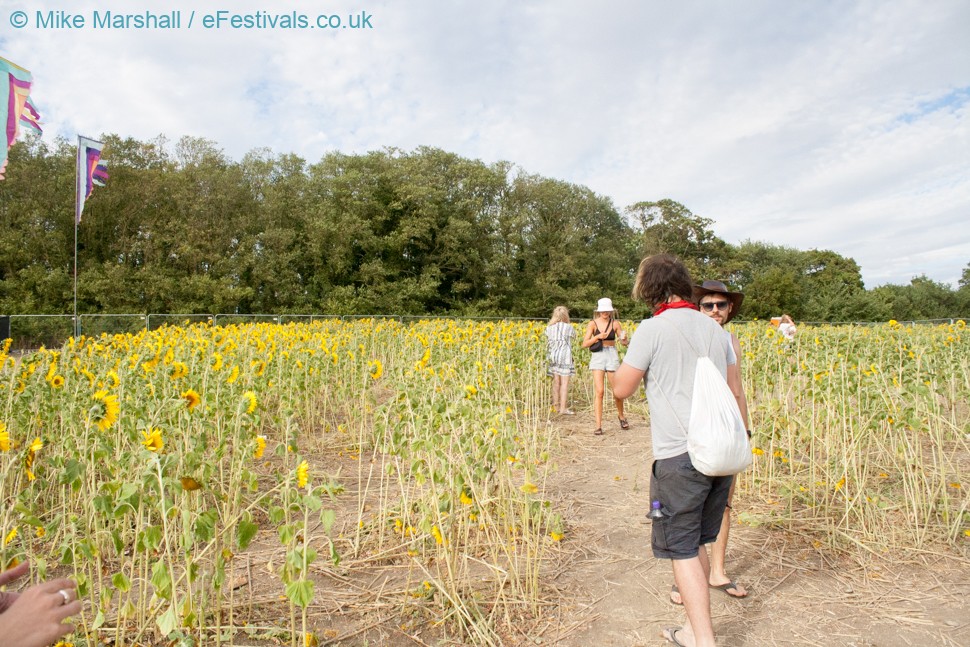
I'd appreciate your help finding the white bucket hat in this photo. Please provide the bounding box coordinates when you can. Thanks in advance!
[595,297,615,313]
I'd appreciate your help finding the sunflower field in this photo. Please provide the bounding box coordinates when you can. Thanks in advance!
[0,317,967,645]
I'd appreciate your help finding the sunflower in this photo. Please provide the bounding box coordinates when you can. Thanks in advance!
[3,527,16,546]
[242,391,258,414]
[91,389,120,431]
[50,375,65,389]
[169,362,188,380]
[368,359,383,380]
[141,428,164,452]
[25,437,42,481]
[226,365,239,385]
[296,460,309,489]
[0,422,9,452]
[182,389,201,410]
[254,435,266,459]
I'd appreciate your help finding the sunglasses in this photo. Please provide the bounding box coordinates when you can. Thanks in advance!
[700,300,730,312]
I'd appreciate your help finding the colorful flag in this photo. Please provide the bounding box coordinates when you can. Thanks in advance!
[76,136,108,223]
[0,56,43,180]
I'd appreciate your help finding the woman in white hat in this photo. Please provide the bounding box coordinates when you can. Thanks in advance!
[582,297,630,435]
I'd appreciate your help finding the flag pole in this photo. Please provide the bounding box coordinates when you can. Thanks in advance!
[73,135,107,339]
[74,135,80,338]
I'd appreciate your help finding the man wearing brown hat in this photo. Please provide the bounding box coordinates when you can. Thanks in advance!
[667,279,751,607]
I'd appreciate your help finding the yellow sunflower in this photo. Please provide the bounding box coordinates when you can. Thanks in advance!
[242,391,257,414]
[25,437,43,481]
[91,390,120,431]
[254,435,266,459]
[0,422,9,452]
[141,428,164,452]
[368,359,383,380]
[296,460,309,488]
[182,389,201,410]
[169,362,188,380]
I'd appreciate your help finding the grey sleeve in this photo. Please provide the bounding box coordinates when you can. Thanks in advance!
[725,333,737,366]
[622,320,654,370]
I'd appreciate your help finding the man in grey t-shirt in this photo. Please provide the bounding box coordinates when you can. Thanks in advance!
[613,255,739,647]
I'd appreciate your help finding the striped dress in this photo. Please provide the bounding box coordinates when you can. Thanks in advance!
[545,322,576,376]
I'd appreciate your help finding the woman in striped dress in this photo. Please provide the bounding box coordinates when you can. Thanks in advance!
[545,306,576,414]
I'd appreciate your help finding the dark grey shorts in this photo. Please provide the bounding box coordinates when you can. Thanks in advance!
[649,452,733,560]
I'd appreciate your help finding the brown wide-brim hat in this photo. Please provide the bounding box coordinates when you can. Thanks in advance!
[692,280,744,323]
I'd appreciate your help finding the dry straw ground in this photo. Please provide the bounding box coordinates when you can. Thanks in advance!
[234,403,969,647]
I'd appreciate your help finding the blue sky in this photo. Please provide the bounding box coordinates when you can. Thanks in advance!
[2,0,968,288]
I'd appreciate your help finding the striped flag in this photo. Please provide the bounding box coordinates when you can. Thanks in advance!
[0,56,43,180]
[76,136,108,223]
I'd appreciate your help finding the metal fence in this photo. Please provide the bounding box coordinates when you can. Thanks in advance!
[1,313,962,353]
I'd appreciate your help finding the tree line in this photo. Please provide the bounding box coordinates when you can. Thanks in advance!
[1,134,968,322]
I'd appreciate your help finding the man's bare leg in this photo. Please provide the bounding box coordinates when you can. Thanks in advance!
[669,550,716,647]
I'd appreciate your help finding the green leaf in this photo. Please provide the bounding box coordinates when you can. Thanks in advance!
[110,530,124,555]
[320,509,336,534]
[285,579,314,608]
[193,510,217,543]
[151,561,172,600]
[156,604,177,636]
[278,523,295,546]
[111,571,131,593]
[303,494,323,511]
[236,518,259,550]
[268,506,286,525]
[329,540,340,567]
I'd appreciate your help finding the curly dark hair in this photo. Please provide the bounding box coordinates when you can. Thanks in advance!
[631,254,694,306]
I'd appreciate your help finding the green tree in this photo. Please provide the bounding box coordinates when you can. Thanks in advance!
[625,199,731,282]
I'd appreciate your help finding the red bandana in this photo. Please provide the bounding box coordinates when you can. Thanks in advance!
[653,300,698,317]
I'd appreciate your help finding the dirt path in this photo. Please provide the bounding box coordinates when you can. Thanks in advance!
[541,407,970,647]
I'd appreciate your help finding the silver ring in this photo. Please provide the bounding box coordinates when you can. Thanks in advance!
[57,589,70,605]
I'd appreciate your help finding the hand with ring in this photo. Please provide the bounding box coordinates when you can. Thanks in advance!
[0,562,81,647]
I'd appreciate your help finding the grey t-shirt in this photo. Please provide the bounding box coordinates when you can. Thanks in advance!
[622,309,736,460]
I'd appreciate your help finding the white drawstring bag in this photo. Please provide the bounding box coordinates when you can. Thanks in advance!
[656,320,752,477]
[686,356,751,476]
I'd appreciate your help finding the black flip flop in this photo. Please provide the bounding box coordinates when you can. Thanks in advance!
[663,626,687,646]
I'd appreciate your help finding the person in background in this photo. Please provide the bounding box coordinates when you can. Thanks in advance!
[545,305,576,415]
[613,255,739,647]
[665,280,750,606]
[582,298,629,435]
[778,314,796,340]
[0,561,82,647]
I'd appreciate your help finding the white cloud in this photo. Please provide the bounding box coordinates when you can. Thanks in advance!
[3,0,968,287]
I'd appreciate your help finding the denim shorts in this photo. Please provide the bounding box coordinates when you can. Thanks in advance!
[649,452,733,560]
[589,345,620,372]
